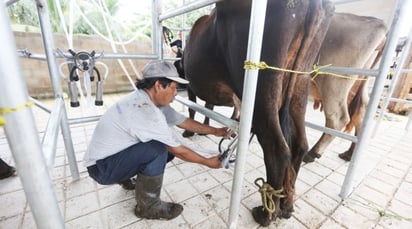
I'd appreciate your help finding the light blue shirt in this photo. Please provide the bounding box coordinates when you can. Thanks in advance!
[83,90,186,167]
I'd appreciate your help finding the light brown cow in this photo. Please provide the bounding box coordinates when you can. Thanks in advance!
[303,12,387,162]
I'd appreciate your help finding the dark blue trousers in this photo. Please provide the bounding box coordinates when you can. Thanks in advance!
[87,140,174,185]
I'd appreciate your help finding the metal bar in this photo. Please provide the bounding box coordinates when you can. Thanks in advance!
[60,109,80,180]
[0,3,64,228]
[19,51,159,60]
[36,0,79,180]
[305,121,358,143]
[30,97,52,113]
[174,95,239,131]
[68,115,101,125]
[228,0,267,227]
[42,97,64,168]
[159,0,221,21]
[387,97,412,104]
[321,66,379,77]
[373,25,412,136]
[340,0,408,198]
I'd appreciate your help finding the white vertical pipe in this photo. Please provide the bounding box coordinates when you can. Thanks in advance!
[228,0,267,228]
[372,25,412,137]
[340,0,407,198]
[0,4,64,229]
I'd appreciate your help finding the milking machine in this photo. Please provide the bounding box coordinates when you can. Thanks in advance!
[218,132,255,169]
[57,49,108,107]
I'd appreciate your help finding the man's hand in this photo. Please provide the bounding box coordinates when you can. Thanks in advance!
[213,127,236,139]
[205,155,222,169]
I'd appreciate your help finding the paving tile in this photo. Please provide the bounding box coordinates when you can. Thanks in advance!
[318,218,346,229]
[297,167,324,187]
[175,161,207,178]
[97,185,134,208]
[377,214,412,229]
[353,184,392,209]
[295,178,312,197]
[0,175,22,195]
[180,194,213,226]
[369,169,402,186]
[204,185,231,213]
[192,213,227,229]
[164,179,199,203]
[20,212,36,229]
[163,165,185,186]
[101,200,140,228]
[65,211,107,229]
[325,171,345,187]
[243,167,266,185]
[362,176,397,196]
[188,171,220,193]
[268,216,307,229]
[387,199,412,220]
[343,197,382,222]
[314,179,343,202]
[0,190,27,219]
[65,176,97,199]
[331,205,376,228]
[303,161,334,178]
[241,188,262,212]
[293,198,326,228]
[0,215,22,229]
[121,220,150,229]
[145,216,187,229]
[218,204,260,229]
[301,188,340,215]
[65,191,100,221]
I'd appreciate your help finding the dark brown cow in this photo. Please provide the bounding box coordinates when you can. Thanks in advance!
[183,0,334,226]
[303,13,387,162]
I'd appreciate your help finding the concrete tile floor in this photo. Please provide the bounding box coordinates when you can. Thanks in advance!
[0,91,411,228]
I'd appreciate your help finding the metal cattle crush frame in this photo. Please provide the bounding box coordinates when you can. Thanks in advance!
[0,0,411,228]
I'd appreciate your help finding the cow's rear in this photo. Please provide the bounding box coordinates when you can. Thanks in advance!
[184,0,334,226]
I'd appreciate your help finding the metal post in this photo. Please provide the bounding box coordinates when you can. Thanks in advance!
[152,0,163,60]
[0,4,64,228]
[228,0,267,228]
[372,25,412,137]
[339,0,408,198]
[36,0,79,180]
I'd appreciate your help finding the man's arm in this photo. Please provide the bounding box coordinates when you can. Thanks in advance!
[177,118,228,137]
[167,145,221,168]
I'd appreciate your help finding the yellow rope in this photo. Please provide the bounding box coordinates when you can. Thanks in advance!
[254,177,286,220]
[244,60,368,81]
[0,101,34,126]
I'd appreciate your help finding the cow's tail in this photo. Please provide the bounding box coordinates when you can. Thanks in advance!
[344,79,367,133]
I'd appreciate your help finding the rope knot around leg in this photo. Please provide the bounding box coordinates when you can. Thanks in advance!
[254,177,286,220]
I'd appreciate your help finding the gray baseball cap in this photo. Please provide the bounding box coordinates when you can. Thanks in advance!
[142,60,189,84]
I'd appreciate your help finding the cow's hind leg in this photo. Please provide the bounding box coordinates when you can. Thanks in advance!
[252,123,291,226]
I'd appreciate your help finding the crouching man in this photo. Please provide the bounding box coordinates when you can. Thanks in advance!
[83,60,229,220]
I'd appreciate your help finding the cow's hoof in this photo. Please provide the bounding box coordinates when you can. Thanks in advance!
[303,151,321,163]
[251,206,272,227]
[302,154,315,163]
[279,207,294,219]
[182,131,194,138]
[338,151,352,161]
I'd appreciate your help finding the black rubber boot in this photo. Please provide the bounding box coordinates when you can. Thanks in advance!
[0,159,16,180]
[135,173,183,220]
[118,177,136,190]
